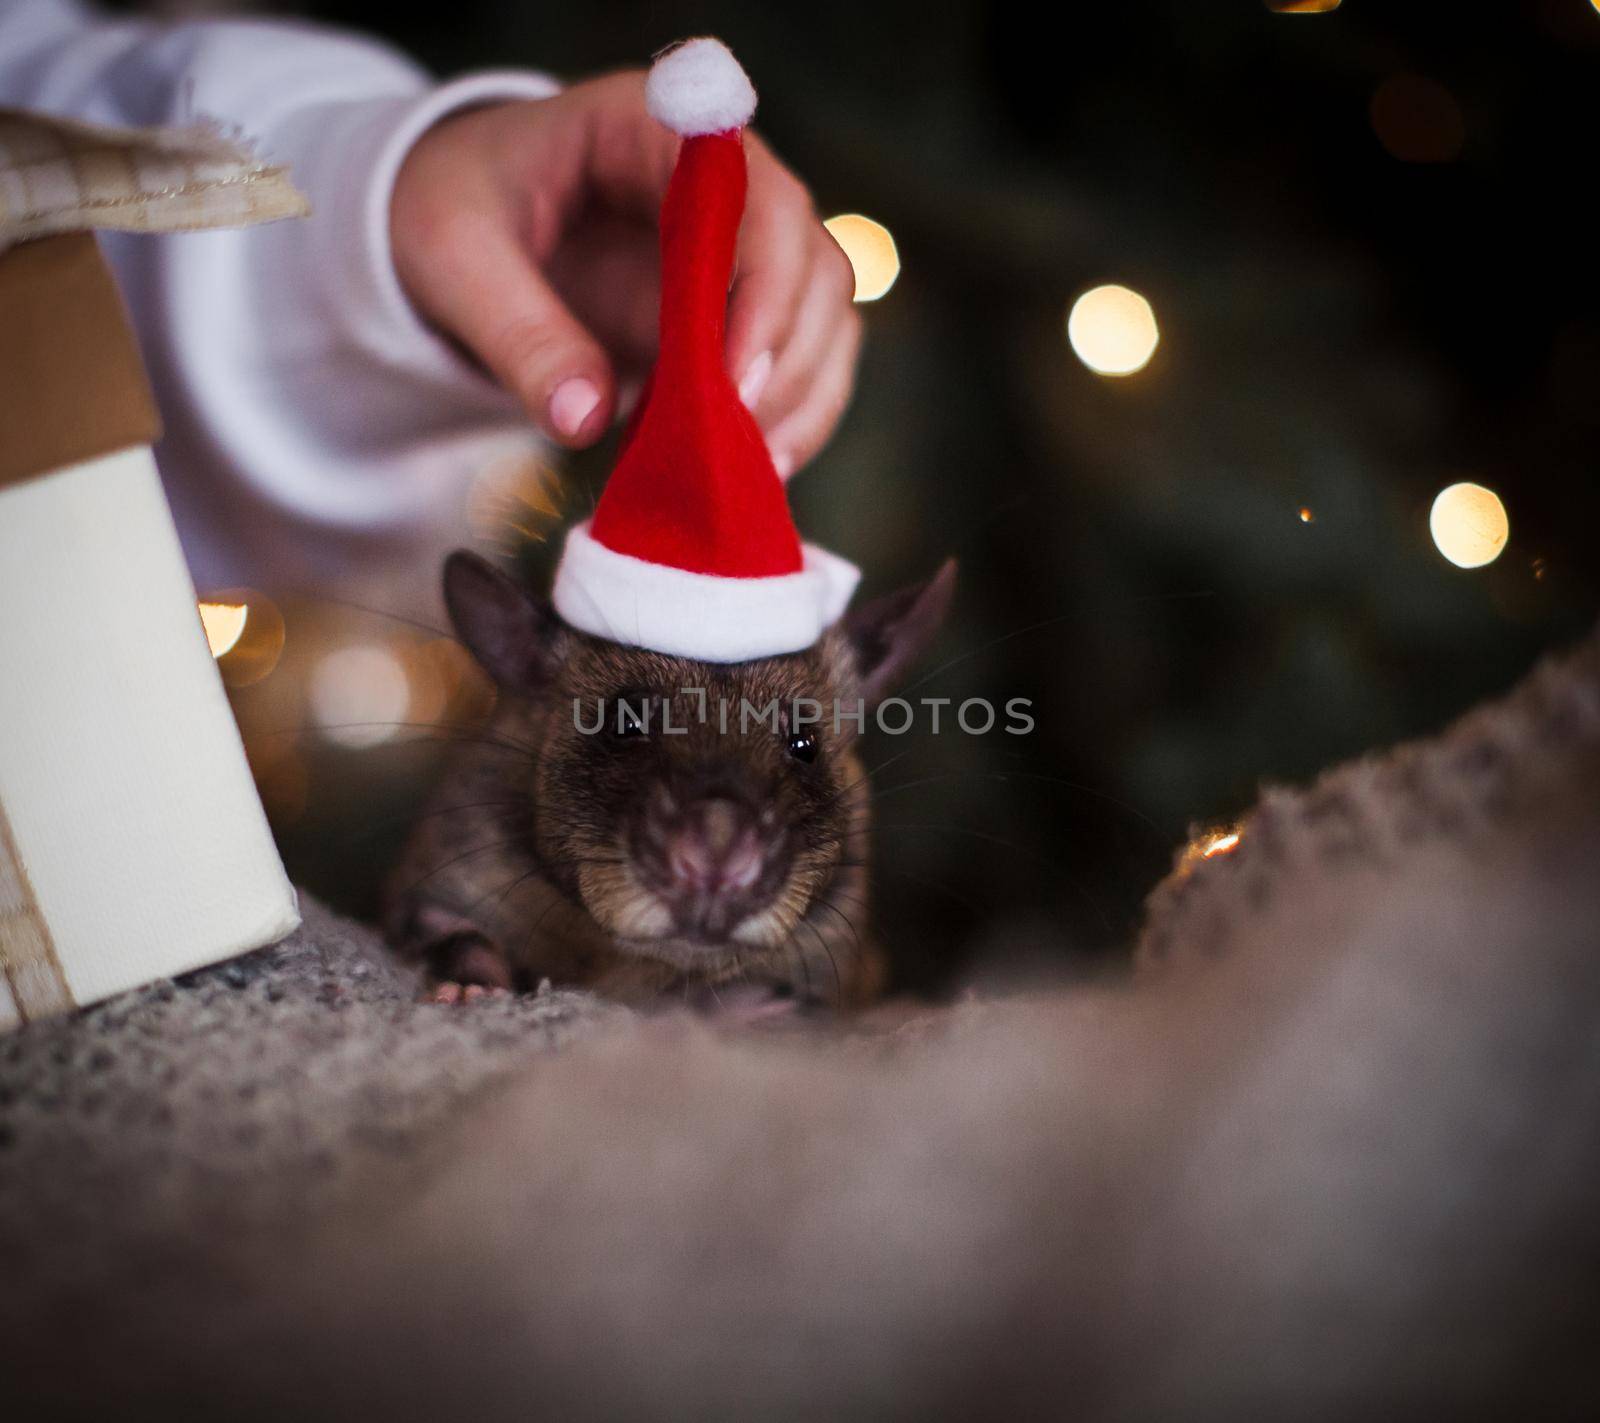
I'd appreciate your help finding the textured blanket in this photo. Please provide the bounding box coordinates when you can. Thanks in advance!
[3,625,1598,1420]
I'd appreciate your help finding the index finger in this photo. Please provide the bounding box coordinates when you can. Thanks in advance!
[724,132,816,396]
[573,79,818,396]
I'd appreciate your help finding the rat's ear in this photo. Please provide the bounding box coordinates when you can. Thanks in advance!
[443,550,563,692]
[843,559,957,708]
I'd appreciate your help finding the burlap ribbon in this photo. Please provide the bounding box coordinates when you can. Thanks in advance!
[0,107,308,250]
[0,800,65,1023]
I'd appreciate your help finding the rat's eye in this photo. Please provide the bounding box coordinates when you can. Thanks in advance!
[786,730,819,764]
[611,697,650,739]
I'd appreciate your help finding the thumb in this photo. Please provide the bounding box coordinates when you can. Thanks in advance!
[405,211,615,447]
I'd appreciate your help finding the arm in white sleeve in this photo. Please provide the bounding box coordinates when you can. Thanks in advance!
[0,0,558,615]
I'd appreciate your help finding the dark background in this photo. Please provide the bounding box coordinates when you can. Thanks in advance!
[197,1,1600,989]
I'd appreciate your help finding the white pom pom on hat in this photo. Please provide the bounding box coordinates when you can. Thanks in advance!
[645,37,758,136]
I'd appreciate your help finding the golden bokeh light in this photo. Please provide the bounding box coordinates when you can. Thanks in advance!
[1370,75,1465,164]
[200,589,285,687]
[1299,506,1315,524]
[1067,284,1160,377]
[309,644,412,749]
[198,601,248,659]
[1430,482,1509,569]
[824,214,901,302]
[1265,0,1341,11]
[1177,823,1245,879]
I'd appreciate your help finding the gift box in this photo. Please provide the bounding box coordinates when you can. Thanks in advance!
[0,111,307,1028]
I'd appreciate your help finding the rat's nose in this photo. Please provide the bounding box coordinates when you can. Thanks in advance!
[634,792,782,940]
[663,798,763,896]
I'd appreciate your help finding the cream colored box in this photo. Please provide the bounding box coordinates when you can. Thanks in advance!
[0,446,300,1026]
[0,109,309,1027]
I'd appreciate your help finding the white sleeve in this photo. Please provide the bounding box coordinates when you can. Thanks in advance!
[0,0,559,617]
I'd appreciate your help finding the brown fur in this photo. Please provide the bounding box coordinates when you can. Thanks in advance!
[383,552,954,1007]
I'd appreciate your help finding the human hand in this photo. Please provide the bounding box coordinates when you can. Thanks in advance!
[391,71,862,477]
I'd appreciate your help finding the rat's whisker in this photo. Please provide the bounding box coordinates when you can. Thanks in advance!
[371,720,543,758]
[397,835,537,897]
[412,799,533,827]
[795,744,920,832]
[867,768,1170,844]
[898,591,1216,702]
[521,893,570,976]
[872,821,1110,934]
[814,746,915,819]
[787,930,815,1003]
[800,916,842,1006]
[349,799,534,846]
[821,887,901,969]
[896,611,1083,700]
[871,862,985,918]
[311,595,458,642]
[825,887,872,915]
[255,720,541,763]
[469,865,547,920]
[811,897,864,967]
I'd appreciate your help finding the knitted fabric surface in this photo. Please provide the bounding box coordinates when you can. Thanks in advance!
[3,623,1598,1419]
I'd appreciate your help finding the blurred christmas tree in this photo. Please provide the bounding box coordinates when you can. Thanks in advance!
[227,0,1599,988]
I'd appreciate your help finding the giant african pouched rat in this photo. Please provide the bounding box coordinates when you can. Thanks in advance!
[383,550,954,1007]
[384,40,955,1005]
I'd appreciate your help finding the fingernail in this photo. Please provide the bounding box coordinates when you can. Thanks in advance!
[550,377,601,440]
[738,350,773,408]
[772,448,794,480]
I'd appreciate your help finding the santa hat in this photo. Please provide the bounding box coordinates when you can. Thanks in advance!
[551,38,860,663]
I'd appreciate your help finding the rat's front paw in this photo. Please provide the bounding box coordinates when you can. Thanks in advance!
[419,931,515,1005]
[426,979,512,1006]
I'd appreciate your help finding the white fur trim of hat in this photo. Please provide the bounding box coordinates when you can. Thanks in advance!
[552,522,860,662]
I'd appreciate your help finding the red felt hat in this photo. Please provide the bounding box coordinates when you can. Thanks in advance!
[552,38,858,662]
